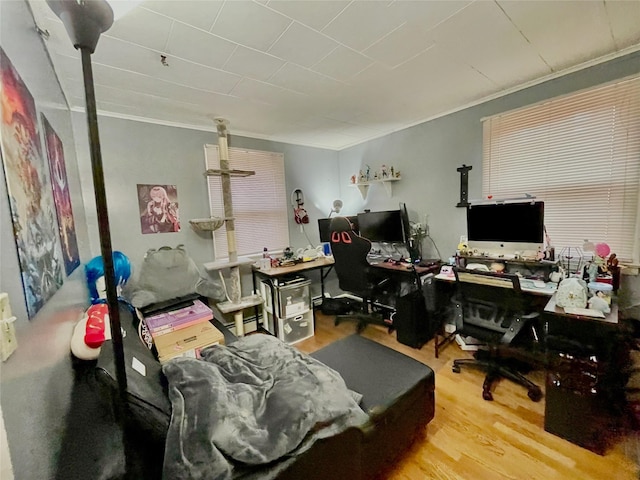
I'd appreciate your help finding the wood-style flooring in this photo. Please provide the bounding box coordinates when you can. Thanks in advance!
[296,311,640,480]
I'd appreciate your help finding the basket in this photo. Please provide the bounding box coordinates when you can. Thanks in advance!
[189,217,225,232]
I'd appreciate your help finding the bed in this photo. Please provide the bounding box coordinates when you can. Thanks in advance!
[94,303,435,479]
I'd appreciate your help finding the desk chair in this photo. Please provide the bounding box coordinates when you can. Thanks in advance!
[329,216,390,333]
[451,267,543,402]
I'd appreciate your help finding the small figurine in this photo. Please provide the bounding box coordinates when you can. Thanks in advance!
[359,170,365,182]
[390,166,395,178]
[395,170,401,178]
[350,174,356,184]
[365,165,371,181]
[381,164,388,178]
[373,171,379,180]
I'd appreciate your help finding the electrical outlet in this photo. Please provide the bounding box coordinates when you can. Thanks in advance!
[0,293,17,362]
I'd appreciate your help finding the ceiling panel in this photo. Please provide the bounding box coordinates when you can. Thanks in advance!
[310,45,373,82]
[103,7,173,51]
[500,0,615,71]
[267,22,338,68]
[222,46,285,81]
[165,22,237,70]
[320,1,406,51]
[26,0,640,151]
[211,1,291,51]
[141,0,224,31]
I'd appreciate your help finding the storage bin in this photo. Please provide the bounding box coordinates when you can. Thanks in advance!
[261,277,311,319]
[265,310,314,345]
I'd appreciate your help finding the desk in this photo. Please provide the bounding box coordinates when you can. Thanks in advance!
[251,256,335,336]
[542,293,625,454]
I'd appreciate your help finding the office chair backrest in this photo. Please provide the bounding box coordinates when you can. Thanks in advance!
[329,216,372,296]
[453,267,528,344]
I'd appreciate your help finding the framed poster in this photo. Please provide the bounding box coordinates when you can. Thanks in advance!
[137,184,180,234]
[0,47,64,318]
[42,114,80,276]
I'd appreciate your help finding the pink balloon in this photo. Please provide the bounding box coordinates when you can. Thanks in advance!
[595,242,610,258]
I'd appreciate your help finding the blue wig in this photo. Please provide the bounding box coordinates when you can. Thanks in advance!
[85,251,131,303]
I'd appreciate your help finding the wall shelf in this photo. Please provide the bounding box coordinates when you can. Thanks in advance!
[349,177,401,199]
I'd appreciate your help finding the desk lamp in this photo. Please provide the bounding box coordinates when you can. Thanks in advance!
[328,199,343,217]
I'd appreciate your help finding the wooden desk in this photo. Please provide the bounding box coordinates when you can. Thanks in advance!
[251,256,335,334]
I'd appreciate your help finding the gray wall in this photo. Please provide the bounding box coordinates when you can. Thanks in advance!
[0,1,92,478]
[71,115,340,303]
[338,51,640,263]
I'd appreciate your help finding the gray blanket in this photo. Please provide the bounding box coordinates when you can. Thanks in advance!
[162,334,368,480]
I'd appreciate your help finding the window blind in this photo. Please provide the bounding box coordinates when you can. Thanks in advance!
[205,145,289,258]
[482,75,640,262]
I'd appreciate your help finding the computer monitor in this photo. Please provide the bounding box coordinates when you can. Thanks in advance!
[466,201,544,255]
[399,202,420,262]
[357,210,403,243]
[318,216,359,243]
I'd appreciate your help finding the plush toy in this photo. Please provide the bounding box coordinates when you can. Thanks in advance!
[70,251,131,360]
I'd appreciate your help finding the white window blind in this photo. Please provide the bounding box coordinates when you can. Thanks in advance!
[482,75,640,262]
[205,145,289,258]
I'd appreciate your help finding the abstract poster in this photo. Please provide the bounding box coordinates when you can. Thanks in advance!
[137,184,180,234]
[42,114,80,276]
[0,47,64,318]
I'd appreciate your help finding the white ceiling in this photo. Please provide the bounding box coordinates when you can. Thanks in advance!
[29,0,640,150]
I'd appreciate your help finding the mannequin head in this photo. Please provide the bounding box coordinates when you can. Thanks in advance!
[85,251,131,303]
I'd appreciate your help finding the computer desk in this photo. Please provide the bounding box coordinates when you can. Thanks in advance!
[251,256,335,334]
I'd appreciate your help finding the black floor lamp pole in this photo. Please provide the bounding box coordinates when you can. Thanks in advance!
[80,47,128,405]
[46,0,132,474]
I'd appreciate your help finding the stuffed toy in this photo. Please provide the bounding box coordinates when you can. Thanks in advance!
[70,251,131,360]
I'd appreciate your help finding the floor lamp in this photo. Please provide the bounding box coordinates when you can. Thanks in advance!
[46,0,132,473]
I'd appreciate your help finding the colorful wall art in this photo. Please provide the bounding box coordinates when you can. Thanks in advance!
[42,114,80,276]
[137,184,180,234]
[0,47,64,318]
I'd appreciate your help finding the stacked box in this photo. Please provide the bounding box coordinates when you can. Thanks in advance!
[154,321,225,364]
[144,299,213,337]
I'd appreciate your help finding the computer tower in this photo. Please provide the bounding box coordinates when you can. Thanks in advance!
[394,289,435,349]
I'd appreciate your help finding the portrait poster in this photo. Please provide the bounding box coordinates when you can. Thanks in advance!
[137,184,180,234]
[0,47,64,318]
[42,114,80,276]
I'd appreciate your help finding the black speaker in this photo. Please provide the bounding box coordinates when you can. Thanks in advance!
[395,289,435,349]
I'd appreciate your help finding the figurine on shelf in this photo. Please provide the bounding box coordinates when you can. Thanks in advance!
[395,170,401,178]
[390,166,395,178]
[359,170,365,182]
[381,164,388,178]
[373,171,379,180]
[365,165,371,181]
[350,174,356,184]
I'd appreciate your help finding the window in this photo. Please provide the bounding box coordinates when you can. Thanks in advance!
[205,145,289,258]
[482,75,640,262]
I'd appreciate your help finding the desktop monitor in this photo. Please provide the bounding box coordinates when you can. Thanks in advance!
[399,202,420,262]
[318,216,358,243]
[466,201,544,255]
[357,210,404,243]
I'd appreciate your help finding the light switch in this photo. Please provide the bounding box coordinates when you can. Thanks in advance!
[0,293,17,361]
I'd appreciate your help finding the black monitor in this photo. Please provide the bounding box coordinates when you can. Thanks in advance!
[318,216,358,243]
[357,210,403,243]
[399,202,420,262]
[467,201,544,253]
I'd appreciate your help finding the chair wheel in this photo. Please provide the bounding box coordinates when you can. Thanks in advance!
[452,365,461,373]
[528,388,543,402]
[482,390,493,401]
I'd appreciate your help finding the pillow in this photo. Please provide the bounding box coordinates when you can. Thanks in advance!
[127,245,225,308]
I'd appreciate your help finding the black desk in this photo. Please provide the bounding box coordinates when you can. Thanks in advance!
[542,294,627,454]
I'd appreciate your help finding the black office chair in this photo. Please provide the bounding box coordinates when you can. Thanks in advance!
[329,216,390,333]
[451,267,543,402]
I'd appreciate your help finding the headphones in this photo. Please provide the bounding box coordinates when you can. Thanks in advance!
[291,189,309,224]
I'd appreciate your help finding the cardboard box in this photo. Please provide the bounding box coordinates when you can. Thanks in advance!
[155,321,224,363]
[144,299,213,336]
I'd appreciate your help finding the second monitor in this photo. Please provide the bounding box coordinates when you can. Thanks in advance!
[357,210,404,243]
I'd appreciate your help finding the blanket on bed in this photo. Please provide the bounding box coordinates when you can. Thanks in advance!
[162,334,368,480]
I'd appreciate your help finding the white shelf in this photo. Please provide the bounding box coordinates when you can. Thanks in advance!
[349,177,401,199]
[203,257,256,271]
[215,294,264,314]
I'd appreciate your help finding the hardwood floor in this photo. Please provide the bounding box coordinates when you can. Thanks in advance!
[296,311,640,480]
